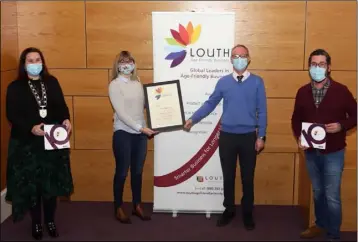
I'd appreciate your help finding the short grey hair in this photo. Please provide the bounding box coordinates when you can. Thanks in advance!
[231,44,250,56]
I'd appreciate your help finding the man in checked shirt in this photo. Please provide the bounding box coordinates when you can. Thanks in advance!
[291,49,357,241]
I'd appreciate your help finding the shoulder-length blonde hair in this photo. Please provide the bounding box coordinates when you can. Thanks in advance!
[111,51,138,81]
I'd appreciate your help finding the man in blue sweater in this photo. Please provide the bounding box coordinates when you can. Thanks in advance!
[184,44,267,230]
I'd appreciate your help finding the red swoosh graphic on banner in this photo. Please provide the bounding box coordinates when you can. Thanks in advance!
[154,119,221,187]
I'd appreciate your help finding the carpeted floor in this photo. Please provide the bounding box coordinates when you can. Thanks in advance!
[1,202,357,241]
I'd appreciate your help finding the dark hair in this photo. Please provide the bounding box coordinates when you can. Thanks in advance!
[17,47,50,81]
[308,49,331,75]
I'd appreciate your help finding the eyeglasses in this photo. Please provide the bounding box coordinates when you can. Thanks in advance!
[310,62,327,68]
[119,58,134,64]
[231,54,249,59]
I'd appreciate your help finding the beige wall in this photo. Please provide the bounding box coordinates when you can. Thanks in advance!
[1,1,18,190]
[0,0,356,230]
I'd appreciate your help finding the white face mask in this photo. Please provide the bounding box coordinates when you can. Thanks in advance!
[309,66,326,82]
[232,57,248,71]
[118,63,135,75]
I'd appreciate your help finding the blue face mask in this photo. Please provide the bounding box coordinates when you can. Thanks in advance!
[309,66,326,82]
[119,63,135,75]
[232,57,248,71]
[26,63,43,76]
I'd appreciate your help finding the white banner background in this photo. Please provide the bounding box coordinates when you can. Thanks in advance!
[152,12,235,214]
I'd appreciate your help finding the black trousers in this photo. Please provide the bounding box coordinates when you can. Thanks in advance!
[219,131,257,215]
[30,195,57,224]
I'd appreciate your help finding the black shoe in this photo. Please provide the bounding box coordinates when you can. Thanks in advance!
[216,210,235,227]
[32,223,43,240]
[46,221,59,238]
[243,213,255,230]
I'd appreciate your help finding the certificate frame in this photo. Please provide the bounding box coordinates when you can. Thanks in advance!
[143,80,185,132]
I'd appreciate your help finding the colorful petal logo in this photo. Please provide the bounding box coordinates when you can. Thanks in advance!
[196,176,204,182]
[155,87,163,100]
[164,21,201,68]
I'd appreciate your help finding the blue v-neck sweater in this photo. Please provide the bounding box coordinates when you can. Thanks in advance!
[191,73,267,137]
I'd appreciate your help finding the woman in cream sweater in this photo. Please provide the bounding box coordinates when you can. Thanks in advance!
[109,51,157,224]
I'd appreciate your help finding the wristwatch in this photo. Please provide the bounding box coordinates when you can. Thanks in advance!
[259,136,266,142]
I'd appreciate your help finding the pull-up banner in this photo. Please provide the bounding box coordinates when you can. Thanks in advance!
[152,12,235,214]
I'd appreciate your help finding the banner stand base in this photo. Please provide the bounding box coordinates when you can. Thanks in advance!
[153,209,223,219]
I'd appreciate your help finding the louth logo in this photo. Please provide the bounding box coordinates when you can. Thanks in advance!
[155,87,163,100]
[196,175,223,183]
[196,176,204,182]
[164,21,201,68]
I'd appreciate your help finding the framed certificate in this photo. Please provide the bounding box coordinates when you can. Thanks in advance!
[300,122,326,149]
[143,80,185,132]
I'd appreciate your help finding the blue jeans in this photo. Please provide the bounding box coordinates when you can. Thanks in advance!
[304,149,345,239]
[112,130,147,210]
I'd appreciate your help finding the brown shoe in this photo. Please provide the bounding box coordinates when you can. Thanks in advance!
[132,204,151,221]
[300,225,324,239]
[115,207,131,224]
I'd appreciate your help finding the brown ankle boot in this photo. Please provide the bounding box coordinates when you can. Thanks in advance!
[132,204,151,221]
[116,207,131,224]
[300,225,324,238]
